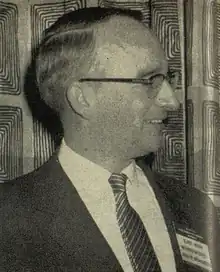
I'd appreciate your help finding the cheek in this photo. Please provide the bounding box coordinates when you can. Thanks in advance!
[131,99,147,127]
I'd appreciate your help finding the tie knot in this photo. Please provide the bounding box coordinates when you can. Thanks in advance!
[108,173,128,193]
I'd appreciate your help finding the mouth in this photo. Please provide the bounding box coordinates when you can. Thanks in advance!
[147,120,163,124]
[145,118,168,125]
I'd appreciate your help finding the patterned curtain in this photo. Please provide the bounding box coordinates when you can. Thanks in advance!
[0,0,220,207]
[183,0,220,209]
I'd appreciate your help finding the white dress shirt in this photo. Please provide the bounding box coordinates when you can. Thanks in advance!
[58,140,177,272]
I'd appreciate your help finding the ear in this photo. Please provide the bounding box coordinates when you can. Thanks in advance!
[66,83,96,119]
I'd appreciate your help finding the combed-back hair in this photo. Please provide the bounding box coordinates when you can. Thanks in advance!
[35,7,143,113]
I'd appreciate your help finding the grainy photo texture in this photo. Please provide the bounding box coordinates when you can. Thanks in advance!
[0,1,220,271]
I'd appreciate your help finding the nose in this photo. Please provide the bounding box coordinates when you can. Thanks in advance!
[155,80,180,110]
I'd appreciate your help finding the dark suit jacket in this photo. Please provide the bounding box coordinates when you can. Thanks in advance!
[1,153,220,272]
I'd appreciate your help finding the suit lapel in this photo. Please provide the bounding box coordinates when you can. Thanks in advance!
[32,154,123,272]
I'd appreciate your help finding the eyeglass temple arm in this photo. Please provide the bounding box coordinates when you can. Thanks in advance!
[79,78,152,83]
[79,71,178,84]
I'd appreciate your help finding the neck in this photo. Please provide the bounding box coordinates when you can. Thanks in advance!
[64,134,132,173]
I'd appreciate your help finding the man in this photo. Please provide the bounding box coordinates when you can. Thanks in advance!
[1,7,219,272]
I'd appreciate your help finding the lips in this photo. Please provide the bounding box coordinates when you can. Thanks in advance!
[145,117,168,125]
[147,120,163,124]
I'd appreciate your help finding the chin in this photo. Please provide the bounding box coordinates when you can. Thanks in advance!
[130,139,161,158]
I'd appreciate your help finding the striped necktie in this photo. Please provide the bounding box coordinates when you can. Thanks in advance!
[108,173,161,272]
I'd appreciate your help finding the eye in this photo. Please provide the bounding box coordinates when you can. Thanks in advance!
[140,74,165,99]
[146,74,165,89]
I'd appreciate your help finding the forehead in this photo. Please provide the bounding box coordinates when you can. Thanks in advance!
[93,16,168,77]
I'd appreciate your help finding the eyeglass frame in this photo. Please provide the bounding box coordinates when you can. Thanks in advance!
[78,70,179,88]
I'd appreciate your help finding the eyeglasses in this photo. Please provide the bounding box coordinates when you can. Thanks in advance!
[79,70,179,98]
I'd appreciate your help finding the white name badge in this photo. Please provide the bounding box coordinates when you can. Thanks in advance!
[175,227,212,271]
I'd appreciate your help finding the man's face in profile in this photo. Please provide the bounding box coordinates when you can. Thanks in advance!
[85,16,179,160]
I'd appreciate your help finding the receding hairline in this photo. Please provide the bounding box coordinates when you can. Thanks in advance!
[88,15,167,79]
[93,15,165,58]
[42,7,142,39]
[93,15,148,42]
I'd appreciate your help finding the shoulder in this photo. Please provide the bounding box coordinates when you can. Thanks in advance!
[0,155,57,206]
[0,153,70,218]
[154,171,220,227]
[154,171,214,209]
[136,156,216,213]
[0,156,61,243]
[0,171,36,218]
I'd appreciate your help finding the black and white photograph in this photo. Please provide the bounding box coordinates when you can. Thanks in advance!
[0,0,220,271]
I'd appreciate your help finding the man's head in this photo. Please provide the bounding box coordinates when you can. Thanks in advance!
[35,7,142,113]
[36,7,180,168]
